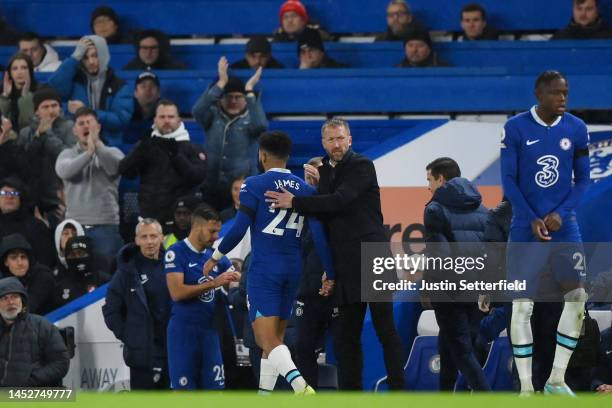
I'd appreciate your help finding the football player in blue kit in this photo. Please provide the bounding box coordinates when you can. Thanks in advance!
[204,131,336,395]
[165,204,241,390]
[500,71,591,396]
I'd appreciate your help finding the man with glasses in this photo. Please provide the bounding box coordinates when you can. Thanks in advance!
[123,29,187,71]
[375,0,428,42]
[193,57,268,211]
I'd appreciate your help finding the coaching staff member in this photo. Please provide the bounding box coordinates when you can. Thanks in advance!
[265,118,405,390]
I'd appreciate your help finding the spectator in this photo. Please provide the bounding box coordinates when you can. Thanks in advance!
[397,32,448,68]
[592,318,612,393]
[18,32,62,72]
[423,157,490,391]
[17,86,75,217]
[458,3,499,41]
[0,177,55,268]
[123,29,186,71]
[55,107,124,265]
[126,72,161,144]
[53,236,110,308]
[231,36,284,69]
[90,5,129,44]
[48,36,133,147]
[163,195,200,249]
[192,57,267,211]
[375,0,428,42]
[118,99,206,226]
[552,0,612,39]
[220,175,245,223]
[0,52,38,131]
[52,218,85,281]
[0,234,55,315]
[103,218,171,390]
[273,0,331,42]
[0,276,69,386]
[298,28,348,69]
[0,116,29,183]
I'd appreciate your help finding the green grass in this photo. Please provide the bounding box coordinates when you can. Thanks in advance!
[9,391,611,408]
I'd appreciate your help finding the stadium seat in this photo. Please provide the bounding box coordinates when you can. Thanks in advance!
[454,336,513,392]
[417,310,439,336]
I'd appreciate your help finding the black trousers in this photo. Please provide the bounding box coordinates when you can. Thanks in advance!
[294,296,334,388]
[333,302,405,390]
[130,367,169,390]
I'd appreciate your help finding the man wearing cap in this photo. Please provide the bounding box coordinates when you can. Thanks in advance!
[0,276,69,387]
[104,218,171,390]
[164,195,201,249]
[375,0,429,42]
[119,99,206,226]
[17,86,75,217]
[231,36,284,70]
[126,72,161,144]
[273,0,330,42]
[397,31,448,67]
[298,28,347,69]
[192,57,267,211]
[124,29,187,71]
[0,233,56,315]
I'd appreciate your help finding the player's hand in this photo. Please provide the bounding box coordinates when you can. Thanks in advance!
[212,270,241,288]
[596,384,612,393]
[478,294,490,313]
[217,56,229,88]
[264,187,294,209]
[543,212,562,232]
[319,279,334,296]
[245,66,262,92]
[531,218,551,241]
[203,258,218,277]
[303,164,320,186]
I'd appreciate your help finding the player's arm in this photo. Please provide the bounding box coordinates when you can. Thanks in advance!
[307,217,336,281]
[166,272,229,302]
[551,122,590,219]
[500,124,540,224]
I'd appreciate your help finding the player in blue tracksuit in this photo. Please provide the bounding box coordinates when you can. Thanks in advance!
[500,71,590,396]
[165,204,241,390]
[204,131,336,395]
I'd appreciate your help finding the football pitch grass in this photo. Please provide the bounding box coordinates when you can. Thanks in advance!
[9,391,611,408]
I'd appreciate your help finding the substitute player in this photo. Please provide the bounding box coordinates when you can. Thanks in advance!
[204,131,336,395]
[501,71,590,396]
[165,205,241,389]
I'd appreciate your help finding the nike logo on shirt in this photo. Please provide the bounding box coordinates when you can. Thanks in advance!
[188,262,198,267]
[526,139,540,146]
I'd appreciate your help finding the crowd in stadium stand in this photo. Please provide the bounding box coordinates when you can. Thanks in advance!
[0,0,611,393]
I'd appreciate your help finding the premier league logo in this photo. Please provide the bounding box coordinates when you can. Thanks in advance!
[197,275,215,303]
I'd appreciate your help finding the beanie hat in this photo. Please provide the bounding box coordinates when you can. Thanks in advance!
[297,27,324,53]
[33,86,61,111]
[279,0,309,23]
[403,31,433,48]
[224,76,246,95]
[90,6,120,30]
[246,35,272,54]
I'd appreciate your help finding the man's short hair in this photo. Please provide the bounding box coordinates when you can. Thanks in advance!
[192,204,221,223]
[74,107,98,121]
[321,118,351,137]
[259,131,292,160]
[461,3,486,19]
[574,0,597,6]
[135,217,162,236]
[387,0,410,14]
[18,32,43,44]
[534,70,567,90]
[155,99,179,114]
[426,157,461,181]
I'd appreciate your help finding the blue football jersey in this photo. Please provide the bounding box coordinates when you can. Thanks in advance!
[239,168,316,270]
[164,238,233,327]
[501,106,590,227]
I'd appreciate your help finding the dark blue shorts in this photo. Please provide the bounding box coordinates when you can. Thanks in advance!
[247,266,301,322]
[506,219,585,299]
[166,318,224,390]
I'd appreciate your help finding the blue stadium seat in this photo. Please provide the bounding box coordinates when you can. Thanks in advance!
[483,337,514,391]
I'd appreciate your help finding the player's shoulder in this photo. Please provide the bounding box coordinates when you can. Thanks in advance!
[164,240,186,268]
[291,174,315,196]
[561,112,587,131]
[242,174,262,192]
[505,111,532,129]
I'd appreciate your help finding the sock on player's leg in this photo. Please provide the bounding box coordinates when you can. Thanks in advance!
[511,299,535,393]
[258,358,278,395]
[268,344,308,392]
[548,288,587,385]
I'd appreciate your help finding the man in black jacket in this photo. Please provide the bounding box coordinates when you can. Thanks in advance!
[118,100,207,226]
[123,29,187,71]
[103,218,171,390]
[265,118,405,390]
[0,276,69,386]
